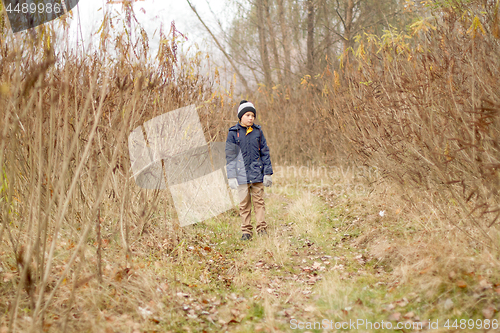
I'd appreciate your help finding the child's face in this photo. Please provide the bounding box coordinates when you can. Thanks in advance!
[240,112,255,127]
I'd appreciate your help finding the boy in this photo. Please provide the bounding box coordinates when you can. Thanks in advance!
[225,100,273,240]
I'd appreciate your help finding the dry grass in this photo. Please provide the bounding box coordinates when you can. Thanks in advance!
[313,171,500,332]
[2,0,500,332]
[0,9,233,332]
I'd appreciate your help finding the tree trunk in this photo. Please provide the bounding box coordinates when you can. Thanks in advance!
[343,0,354,52]
[277,0,291,84]
[323,0,332,64]
[265,0,283,86]
[306,0,315,74]
[257,0,273,88]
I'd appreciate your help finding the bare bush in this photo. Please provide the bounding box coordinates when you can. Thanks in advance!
[322,0,500,246]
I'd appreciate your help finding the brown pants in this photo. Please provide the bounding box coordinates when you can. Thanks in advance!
[237,182,266,235]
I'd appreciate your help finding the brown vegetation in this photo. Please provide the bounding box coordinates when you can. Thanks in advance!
[0,11,232,330]
[2,0,500,331]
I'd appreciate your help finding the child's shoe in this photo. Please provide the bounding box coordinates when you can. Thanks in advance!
[257,229,267,236]
[241,233,252,241]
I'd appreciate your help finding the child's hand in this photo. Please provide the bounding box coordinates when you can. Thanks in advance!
[264,175,272,187]
[228,178,238,189]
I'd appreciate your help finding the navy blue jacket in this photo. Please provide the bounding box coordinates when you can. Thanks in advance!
[225,123,273,185]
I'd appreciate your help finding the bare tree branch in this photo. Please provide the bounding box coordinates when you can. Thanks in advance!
[186,0,251,94]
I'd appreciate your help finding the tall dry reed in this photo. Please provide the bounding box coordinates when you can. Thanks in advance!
[324,0,500,247]
[0,9,231,331]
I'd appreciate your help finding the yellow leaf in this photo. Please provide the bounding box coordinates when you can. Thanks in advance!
[322,84,329,96]
[410,18,436,35]
[0,83,9,96]
[334,71,340,88]
[467,16,486,38]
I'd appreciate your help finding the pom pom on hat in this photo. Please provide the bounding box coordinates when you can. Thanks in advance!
[237,100,256,120]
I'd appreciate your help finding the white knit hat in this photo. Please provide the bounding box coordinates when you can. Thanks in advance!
[237,100,256,120]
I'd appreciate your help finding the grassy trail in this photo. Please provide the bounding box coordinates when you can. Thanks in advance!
[2,168,499,332]
[130,169,391,333]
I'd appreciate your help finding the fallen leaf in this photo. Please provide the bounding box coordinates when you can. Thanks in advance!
[105,315,115,322]
[114,268,131,282]
[479,279,492,290]
[482,306,495,319]
[396,297,409,307]
[2,275,13,284]
[456,280,467,288]
[307,276,318,284]
[404,311,415,319]
[387,312,401,321]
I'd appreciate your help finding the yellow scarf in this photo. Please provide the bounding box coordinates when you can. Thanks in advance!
[240,122,253,135]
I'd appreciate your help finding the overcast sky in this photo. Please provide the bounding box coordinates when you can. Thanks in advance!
[64,0,234,55]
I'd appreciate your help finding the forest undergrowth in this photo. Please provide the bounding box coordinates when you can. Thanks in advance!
[1,0,500,332]
[2,162,500,332]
